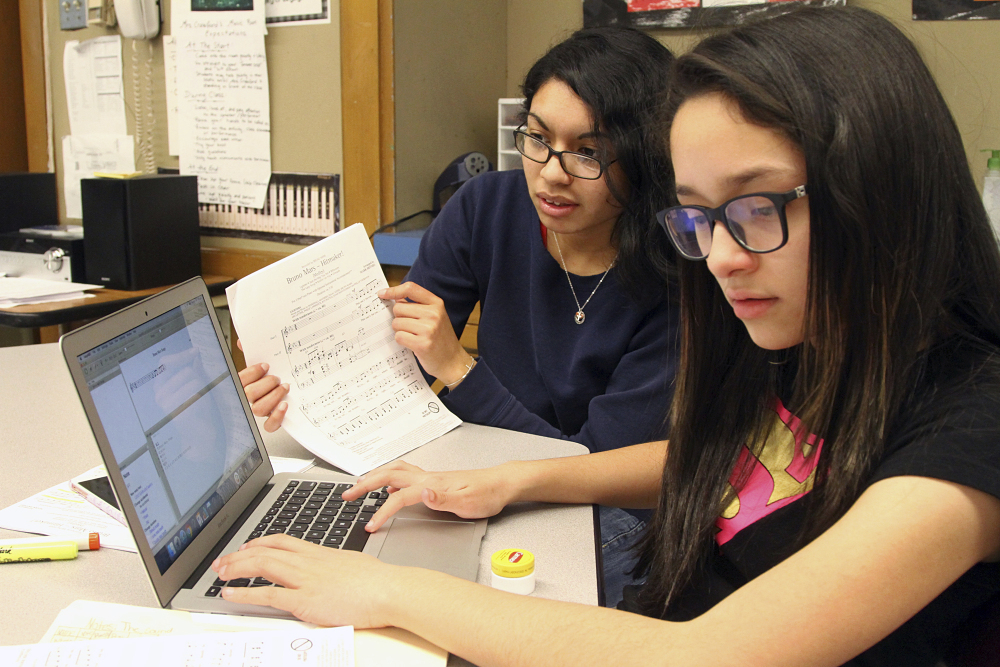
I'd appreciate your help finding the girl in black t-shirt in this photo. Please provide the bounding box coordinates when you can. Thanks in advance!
[213,7,1000,666]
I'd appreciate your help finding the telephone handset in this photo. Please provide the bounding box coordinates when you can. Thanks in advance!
[114,0,160,40]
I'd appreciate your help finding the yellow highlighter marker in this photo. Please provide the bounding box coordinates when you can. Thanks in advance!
[0,533,99,564]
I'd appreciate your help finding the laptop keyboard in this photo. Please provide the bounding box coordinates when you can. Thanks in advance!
[205,480,388,597]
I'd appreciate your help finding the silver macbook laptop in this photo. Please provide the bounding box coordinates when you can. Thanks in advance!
[60,276,486,618]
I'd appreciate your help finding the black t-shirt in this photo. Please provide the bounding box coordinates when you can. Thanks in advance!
[621,340,1000,666]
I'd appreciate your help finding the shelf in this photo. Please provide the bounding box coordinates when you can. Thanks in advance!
[499,98,526,171]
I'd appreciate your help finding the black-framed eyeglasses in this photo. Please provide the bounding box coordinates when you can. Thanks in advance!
[656,186,807,261]
[513,128,615,180]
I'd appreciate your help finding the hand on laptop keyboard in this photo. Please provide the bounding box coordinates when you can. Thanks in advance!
[204,479,388,599]
[342,460,516,532]
[211,533,399,629]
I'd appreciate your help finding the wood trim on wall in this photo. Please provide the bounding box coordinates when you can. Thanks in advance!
[200,246,296,280]
[378,0,395,226]
[341,0,382,237]
[18,0,48,172]
[1,0,28,172]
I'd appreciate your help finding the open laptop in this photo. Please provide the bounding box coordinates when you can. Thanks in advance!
[60,276,486,618]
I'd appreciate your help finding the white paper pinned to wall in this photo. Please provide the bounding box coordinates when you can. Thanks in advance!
[63,35,127,137]
[163,36,180,157]
[174,15,272,208]
[61,135,135,219]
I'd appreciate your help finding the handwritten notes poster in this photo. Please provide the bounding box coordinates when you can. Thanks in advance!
[175,13,271,208]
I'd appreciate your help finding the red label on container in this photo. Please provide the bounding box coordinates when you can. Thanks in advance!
[509,552,523,563]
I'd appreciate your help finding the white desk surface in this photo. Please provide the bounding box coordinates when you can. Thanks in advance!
[0,342,598,660]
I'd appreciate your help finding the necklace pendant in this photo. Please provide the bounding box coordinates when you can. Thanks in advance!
[574,311,586,325]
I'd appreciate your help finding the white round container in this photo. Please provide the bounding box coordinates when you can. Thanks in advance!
[491,548,535,595]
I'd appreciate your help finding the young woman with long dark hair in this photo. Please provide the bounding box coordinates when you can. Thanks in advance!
[240,26,679,606]
[219,8,1000,665]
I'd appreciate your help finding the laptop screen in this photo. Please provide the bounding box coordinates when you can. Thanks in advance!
[76,294,262,574]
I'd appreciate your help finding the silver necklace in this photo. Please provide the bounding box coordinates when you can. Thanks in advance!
[552,232,614,325]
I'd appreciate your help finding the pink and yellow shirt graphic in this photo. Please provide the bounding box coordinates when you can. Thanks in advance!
[716,401,825,546]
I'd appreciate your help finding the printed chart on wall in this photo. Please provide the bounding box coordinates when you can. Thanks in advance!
[172,1,271,209]
[227,224,461,475]
[584,0,844,28]
[61,35,134,219]
[912,0,1000,20]
[266,0,332,25]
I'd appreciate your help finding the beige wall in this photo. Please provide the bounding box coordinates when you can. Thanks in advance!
[393,0,507,220]
[504,0,1000,189]
[505,0,579,97]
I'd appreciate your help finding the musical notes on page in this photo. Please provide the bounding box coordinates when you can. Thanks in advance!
[226,223,460,475]
[3,623,353,667]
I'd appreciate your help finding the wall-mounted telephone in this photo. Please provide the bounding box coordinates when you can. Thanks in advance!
[114,0,160,40]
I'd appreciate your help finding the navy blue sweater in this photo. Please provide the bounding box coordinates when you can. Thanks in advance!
[406,170,678,455]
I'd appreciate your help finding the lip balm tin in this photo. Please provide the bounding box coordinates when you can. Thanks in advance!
[491,548,535,595]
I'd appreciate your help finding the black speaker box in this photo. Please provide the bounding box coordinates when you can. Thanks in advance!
[82,175,201,290]
[0,173,59,234]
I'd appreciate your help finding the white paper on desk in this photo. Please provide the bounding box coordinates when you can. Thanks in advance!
[63,36,127,137]
[61,135,135,219]
[227,223,461,475]
[0,292,95,308]
[41,600,313,644]
[3,624,354,667]
[175,21,271,208]
[42,600,208,642]
[0,277,102,307]
[42,600,446,667]
[0,482,136,552]
[269,455,317,474]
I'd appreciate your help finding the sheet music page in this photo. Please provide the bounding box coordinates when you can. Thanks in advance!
[1,625,353,667]
[227,223,461,475]
[38,600,447,667]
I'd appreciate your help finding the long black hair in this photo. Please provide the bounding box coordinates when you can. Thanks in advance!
[635,6,1000,617]
[520,26,677,303]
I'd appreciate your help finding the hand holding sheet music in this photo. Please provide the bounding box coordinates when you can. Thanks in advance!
[226,224,460,475]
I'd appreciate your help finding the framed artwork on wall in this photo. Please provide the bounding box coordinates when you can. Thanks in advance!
[912,0,1000,20]
[584,0,844,29]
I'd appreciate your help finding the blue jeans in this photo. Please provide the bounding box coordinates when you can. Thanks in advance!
[599,506,647,608]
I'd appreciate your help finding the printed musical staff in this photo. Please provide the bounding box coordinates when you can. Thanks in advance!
[227,223,459,475]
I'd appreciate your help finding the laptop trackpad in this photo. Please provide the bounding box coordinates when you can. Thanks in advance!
[376,518,480,580]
